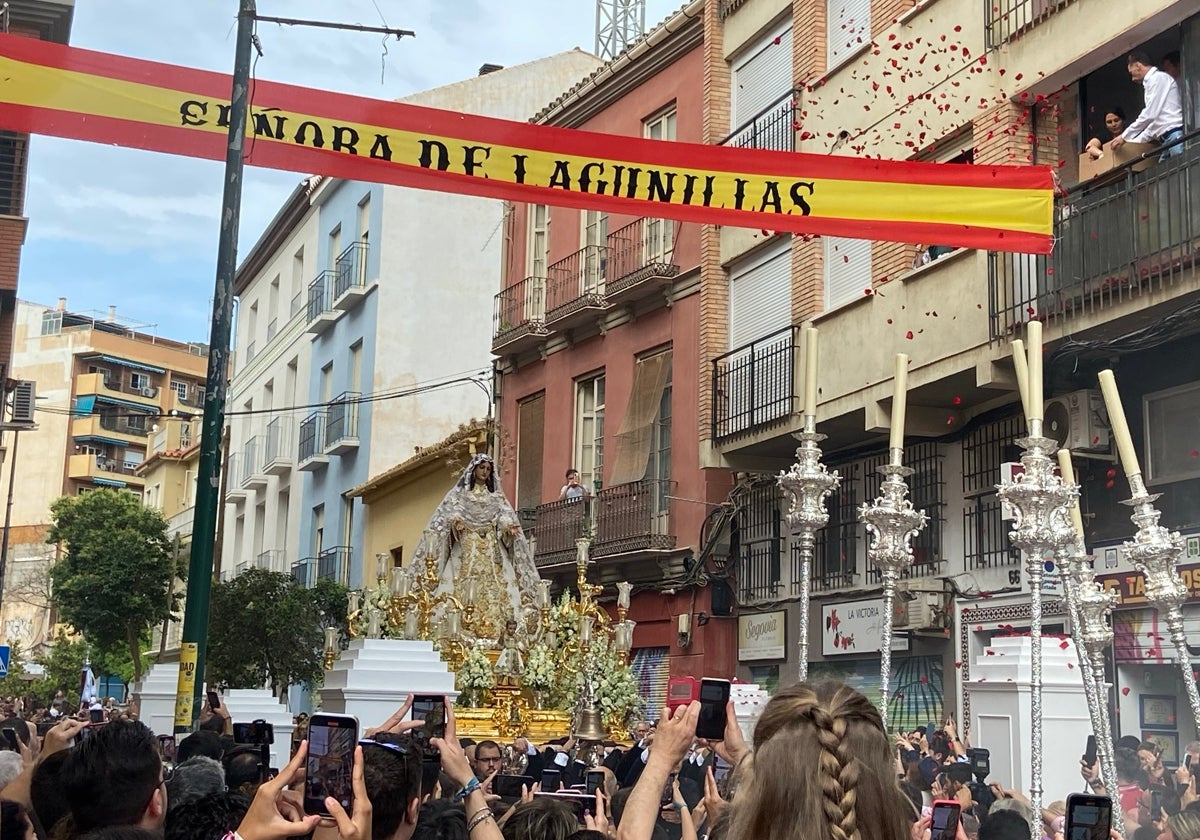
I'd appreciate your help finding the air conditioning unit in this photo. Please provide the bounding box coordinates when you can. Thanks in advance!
[9,380,36,425]
[140,387,157,398]
[1045,389,1109,451]
[894,579,947,630]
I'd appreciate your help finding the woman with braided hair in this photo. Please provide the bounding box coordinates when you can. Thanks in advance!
[616,682,918,840]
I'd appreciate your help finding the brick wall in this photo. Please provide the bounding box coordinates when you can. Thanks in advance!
[698,0,731,443]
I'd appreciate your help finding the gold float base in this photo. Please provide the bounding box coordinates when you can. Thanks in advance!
[454,684,572,741]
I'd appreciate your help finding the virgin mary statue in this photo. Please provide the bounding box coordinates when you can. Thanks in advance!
[415,454,541,641]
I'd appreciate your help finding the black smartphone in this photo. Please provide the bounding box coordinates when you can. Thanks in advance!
[1083,735,1097,767]
[493,774,537,799]
[1,728,17,751]
[540,768,562,792]
[586,769,605,796]
[234,720,275,745]
[926,721,938,741]
[968,747,990,778]
[660,771,678,807]
[931,800,961,840]
[411,695,445,754]
[207,690,221,710]
[158,734,177,763]
[88,708,105,724]
[695,678,731,741]
[1150,790,1162,822]
[304,713,359,816]
[1066,793,1112,840]
[36,721,55,738]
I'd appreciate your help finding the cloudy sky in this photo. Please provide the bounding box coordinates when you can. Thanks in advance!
[20,0,680,341]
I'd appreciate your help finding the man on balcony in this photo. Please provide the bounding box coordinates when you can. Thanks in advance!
[1112,50,1184,161]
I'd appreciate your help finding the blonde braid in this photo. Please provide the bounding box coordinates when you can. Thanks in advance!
[809,695,862,840]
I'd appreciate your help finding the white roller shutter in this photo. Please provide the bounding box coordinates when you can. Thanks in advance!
[729,244,791,349]
[827,0,871,69]
[824,237,872,310]
[731,23,794,128]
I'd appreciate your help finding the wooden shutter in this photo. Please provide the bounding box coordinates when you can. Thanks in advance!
[516,394,545,511]
[731,23,794,128]
[824,237,872,310]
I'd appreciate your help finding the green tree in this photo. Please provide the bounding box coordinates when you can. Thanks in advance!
[208,569,347,699]
[48,490,177,683]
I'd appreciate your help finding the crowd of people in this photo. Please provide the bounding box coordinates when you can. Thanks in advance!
[2,681,1194,840]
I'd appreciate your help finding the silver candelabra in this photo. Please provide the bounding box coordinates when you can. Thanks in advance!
[1057,545,1123,835]
[996,427,1078,840]
[859,449,927,728]
[1121,474,1200,733]
[778,417,841,683]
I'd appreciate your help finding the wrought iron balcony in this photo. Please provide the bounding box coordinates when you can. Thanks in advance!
[988,138,1200,338]
[711,325,801,442]
[606,217,680,302]
[241,436,267,489]
[298,411,329,470]
[545,244,610,326]
[720,90,800,152]
[318,545,351,584]
[985,0,1074,49]
[333,241,370,308]
[531,479,676,568]
[324,392,360,455]
[492,274,549,353]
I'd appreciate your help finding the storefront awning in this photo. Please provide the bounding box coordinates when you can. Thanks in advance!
[91,477,127,488]
[94,394,159,412]
[74,435,127,448]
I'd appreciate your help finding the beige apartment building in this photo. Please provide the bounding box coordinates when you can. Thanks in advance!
[0,299,208,653]
[698,0,1199,739]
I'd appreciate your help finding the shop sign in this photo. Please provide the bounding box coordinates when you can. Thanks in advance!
[1095,560,1200,607]
[821,598,908,656]
[738,610,786,661]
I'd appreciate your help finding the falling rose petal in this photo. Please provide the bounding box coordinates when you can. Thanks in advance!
[920,675,928,684]
[955,661,963,669]
[1106,468,1117,479]
[1067,662,1074,669]
[1191,450,1199,458]
[975,625,983,632]
[1105,480,1115,489]
[773,35,782,45]
[905,330,914,340]
[985,649,995,656]
[864,288,874,296]
[1059,640,1069,649]
[946,416,955,425]
[1121,686,1131,696]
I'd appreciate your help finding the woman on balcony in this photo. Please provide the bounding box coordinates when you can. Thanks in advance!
[417,453,541,642]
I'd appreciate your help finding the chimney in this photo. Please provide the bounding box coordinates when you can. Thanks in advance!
[107,305,117,321]
[478,63,503,76]
[57,297,66,311]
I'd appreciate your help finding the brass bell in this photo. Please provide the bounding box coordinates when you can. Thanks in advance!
[575,705,607,742]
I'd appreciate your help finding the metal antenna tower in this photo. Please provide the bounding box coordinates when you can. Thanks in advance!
[595,0,646,60]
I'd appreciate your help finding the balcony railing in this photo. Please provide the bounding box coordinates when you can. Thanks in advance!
[318,546,351,584]
[606,217,680,296]
[988,137,1200,338]
[985,0,1075,49]
[493,275,548,343]
[712,325,800,442]
[532,497,592,565]
[325,392,360,453]
[594,479,676,556]
[257,548,285,571]
[720,90,799,152]
[241,436,260,485]
[298,412,327,463]
[307,270,336,321]
[546,244,609,321]
[333,241,369,299]
[292,558,315,587]
[99,416,149,438]
[263,416,293,473]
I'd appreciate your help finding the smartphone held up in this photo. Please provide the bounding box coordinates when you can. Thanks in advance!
[304,713,359,816]
[695,678,731,741]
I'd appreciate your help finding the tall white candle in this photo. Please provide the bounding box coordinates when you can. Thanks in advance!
[617,581,632,611]
[1027,321,1043,422]
[804,327,820,418]
[889,353,909,453]
[1011,339,1031,420]
[1098,370,1141,478]
[1056,448,1086,546]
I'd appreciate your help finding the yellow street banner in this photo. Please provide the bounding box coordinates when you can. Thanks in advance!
[0,34,1053,252]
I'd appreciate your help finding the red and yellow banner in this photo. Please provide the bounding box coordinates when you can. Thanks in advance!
[0,34,1053,253]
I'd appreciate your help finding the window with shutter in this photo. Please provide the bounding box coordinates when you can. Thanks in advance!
[731,22,793,132]
[827,0,871,70]
[517,395,546,510]
[724,244,794,436]
[824,237,872,310]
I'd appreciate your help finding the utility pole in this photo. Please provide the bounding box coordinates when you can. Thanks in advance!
[172,2,414,734]
[173,0,256,734]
